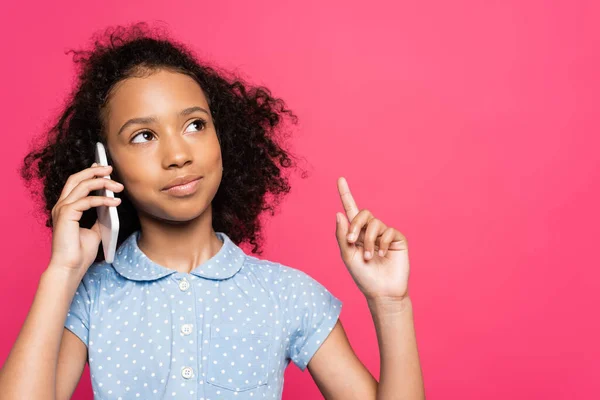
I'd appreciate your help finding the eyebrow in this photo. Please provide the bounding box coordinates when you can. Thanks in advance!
[117,106,210,136]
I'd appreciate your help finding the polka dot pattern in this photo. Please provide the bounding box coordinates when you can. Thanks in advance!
[65,230,343,399]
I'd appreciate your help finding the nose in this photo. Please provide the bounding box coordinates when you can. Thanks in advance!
[161,134,193,169]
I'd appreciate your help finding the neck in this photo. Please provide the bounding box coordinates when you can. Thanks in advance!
[136,204,223,274]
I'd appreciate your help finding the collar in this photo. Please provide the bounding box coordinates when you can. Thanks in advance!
[111,230,246,281]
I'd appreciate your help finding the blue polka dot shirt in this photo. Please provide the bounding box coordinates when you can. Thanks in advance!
[65,230,343,399]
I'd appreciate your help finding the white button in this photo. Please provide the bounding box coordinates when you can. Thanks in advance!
[181,324,193,335]
[179,278,190,291]
[181,366,194,379]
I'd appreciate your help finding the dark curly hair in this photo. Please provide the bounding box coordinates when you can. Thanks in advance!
[20,22,307,259]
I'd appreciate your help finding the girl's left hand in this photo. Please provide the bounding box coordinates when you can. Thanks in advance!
[335,177,411,302]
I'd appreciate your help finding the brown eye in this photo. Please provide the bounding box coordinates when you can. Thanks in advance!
[185,119,206,133]
[131,131,154,144]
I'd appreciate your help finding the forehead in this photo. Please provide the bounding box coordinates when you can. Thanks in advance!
[104,69,209,126]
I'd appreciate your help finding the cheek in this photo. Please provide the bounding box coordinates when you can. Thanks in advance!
[205,141,223,185]
[204,135,223,167]
[114,163,156,196]
[213,149,223,167]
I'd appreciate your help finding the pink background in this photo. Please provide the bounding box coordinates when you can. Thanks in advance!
[1,0,599,399]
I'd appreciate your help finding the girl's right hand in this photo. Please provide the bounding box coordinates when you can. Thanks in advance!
[48,163,124,275]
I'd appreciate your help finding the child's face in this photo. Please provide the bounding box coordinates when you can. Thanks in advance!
[102,69,223,223]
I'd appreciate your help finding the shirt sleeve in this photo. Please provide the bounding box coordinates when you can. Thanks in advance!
[64,274,94,348]
[280,266,343,371]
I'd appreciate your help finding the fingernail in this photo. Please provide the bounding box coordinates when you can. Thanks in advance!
[347,233,355,241]
[379,250,384,257]
[92,162,97,167]
[364,251,371,259]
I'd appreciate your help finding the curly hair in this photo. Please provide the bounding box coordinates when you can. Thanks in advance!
[20,22,307,259]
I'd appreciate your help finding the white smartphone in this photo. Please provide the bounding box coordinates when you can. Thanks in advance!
[94,142,120,263]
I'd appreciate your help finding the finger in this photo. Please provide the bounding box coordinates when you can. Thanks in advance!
[387,229,409,251]
[58,164,114,203]
[62,175,124,206]
[337,177,359,221]
[335,212,351,254]
[377,227,397,257]
[347,209,373,244]
[56,196,121,224]
[363,219,387,260]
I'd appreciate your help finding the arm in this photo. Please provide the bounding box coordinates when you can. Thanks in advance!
[308,296,424,400]
[308,319,378,399]
[0,266,88,400]
[368,295,424,400]
[326,176,425,399]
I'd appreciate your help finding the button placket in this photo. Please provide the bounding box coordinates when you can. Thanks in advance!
[169,274,199,394]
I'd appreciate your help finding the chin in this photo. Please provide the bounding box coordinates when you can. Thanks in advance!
[136,196,209,224]
[161,204,209,222]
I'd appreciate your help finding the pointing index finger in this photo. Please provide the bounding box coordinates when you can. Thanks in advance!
[337,177,359,221]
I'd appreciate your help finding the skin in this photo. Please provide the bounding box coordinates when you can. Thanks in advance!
[330,178,425,399]
[101,69,225,273]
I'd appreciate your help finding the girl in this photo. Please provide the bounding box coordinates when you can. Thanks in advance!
[0,23,424,399]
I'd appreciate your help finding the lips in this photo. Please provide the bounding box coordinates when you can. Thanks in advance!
[162,174,203,190]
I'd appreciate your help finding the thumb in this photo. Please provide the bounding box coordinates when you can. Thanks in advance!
[335,212,350,253]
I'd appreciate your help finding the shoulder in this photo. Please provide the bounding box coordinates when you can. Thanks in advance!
[243,254,308,279]
[242,255,332,294]
[76,260,121,292]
